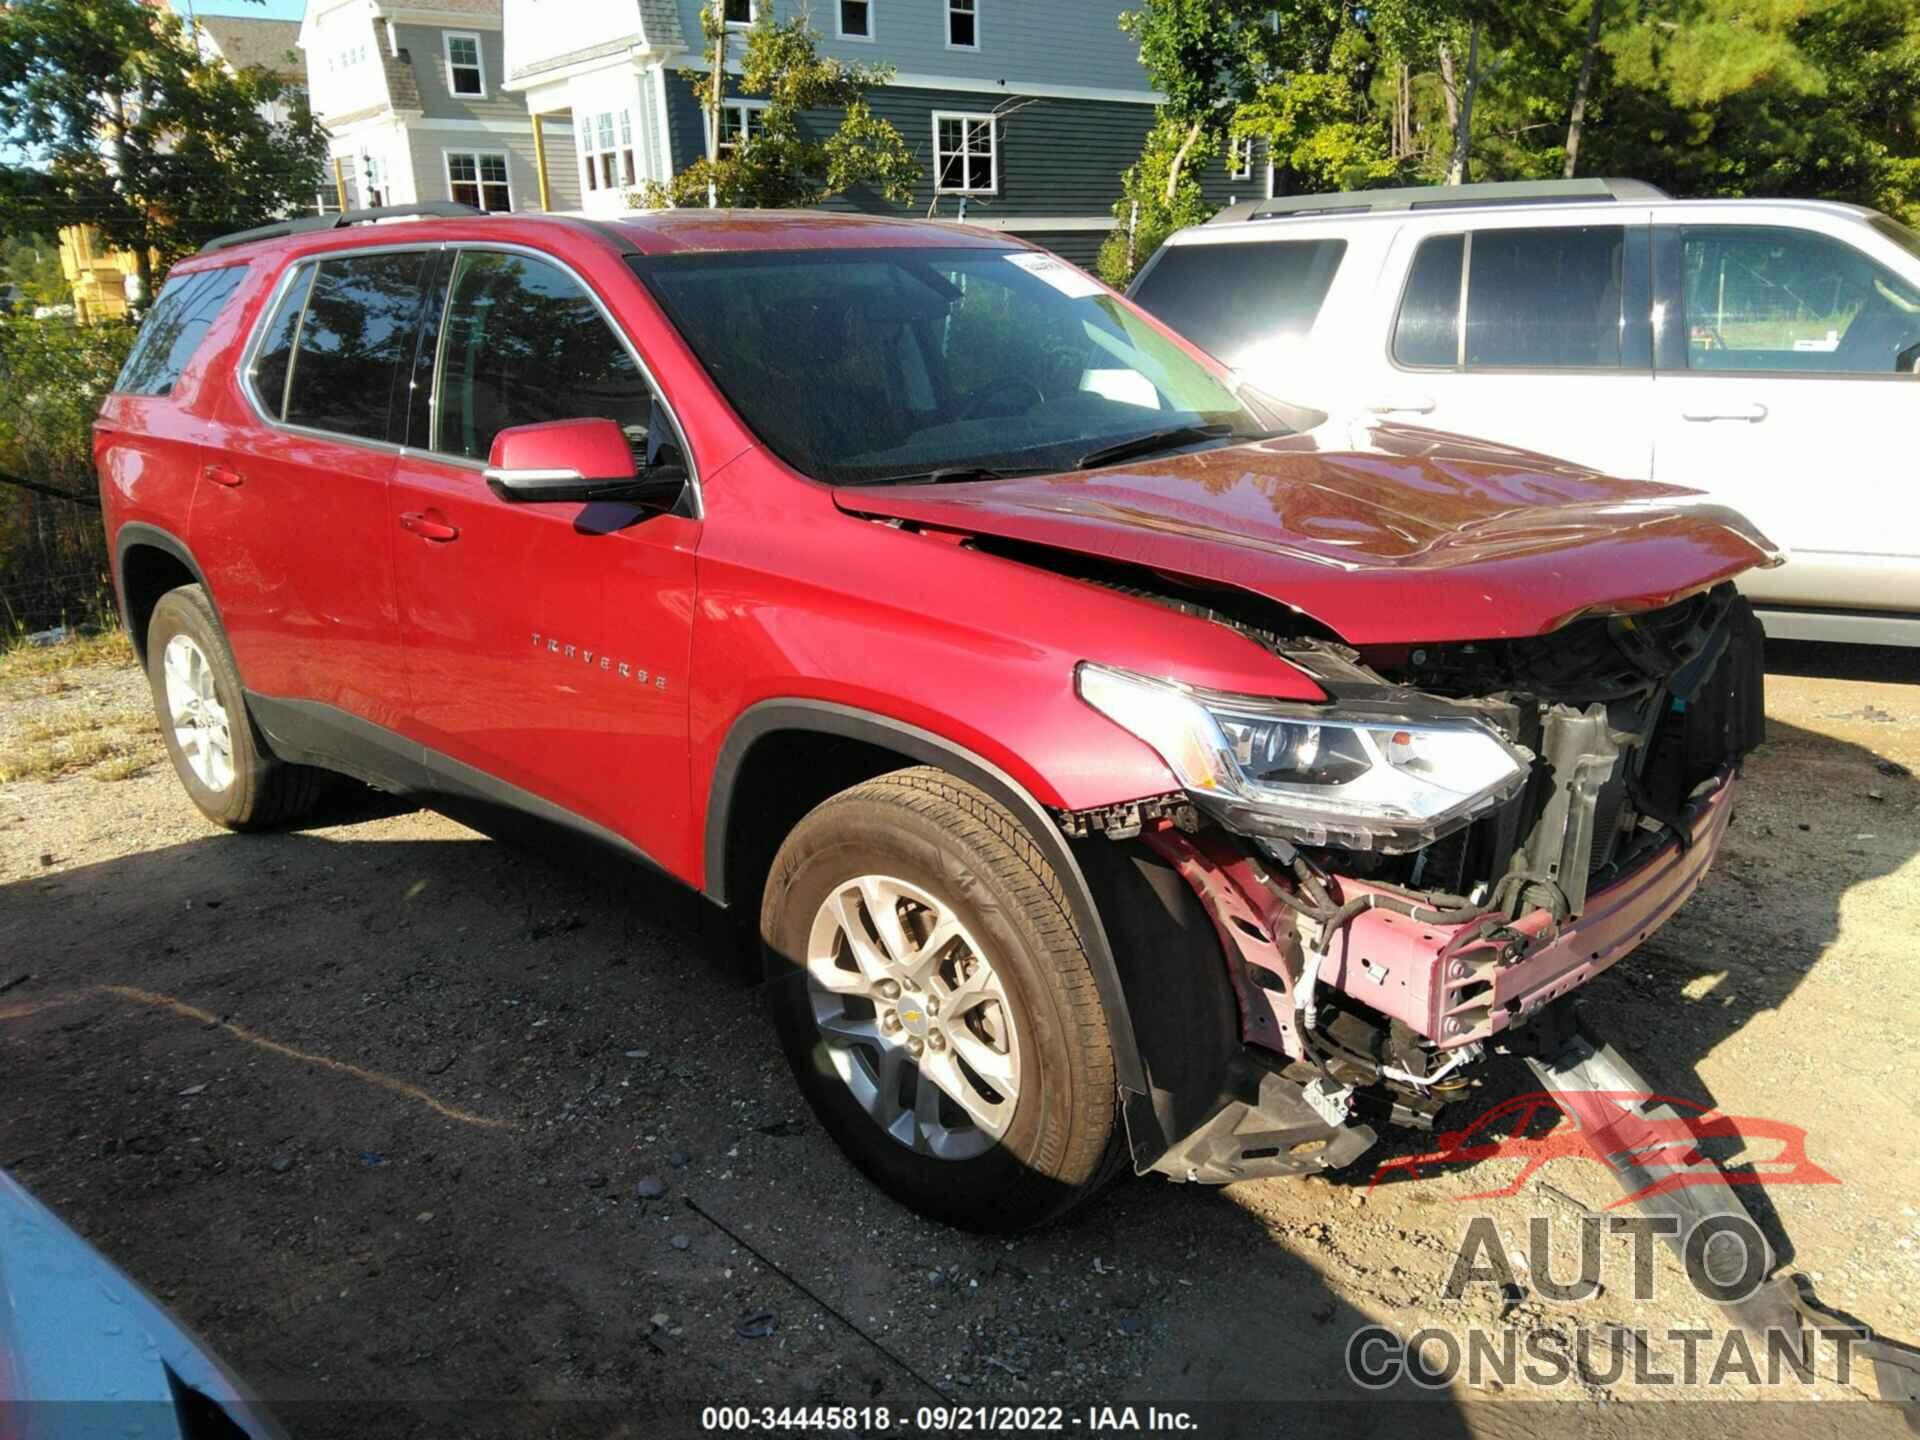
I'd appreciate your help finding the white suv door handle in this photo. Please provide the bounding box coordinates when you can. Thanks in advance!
[1681,402,1768,423]
[1366,397,1437,415]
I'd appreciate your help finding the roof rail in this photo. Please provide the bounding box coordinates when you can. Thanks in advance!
[1209,177,1668,226]
[198,202,486,255]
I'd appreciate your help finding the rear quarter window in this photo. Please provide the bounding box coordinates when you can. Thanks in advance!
[281,251,429,441]
[1129,239,1346,369]
[113,265,247,397]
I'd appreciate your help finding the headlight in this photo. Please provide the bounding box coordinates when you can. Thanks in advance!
[1076,663,1531,852]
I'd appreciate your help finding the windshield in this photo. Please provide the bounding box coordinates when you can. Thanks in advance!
[629,247,1272,485]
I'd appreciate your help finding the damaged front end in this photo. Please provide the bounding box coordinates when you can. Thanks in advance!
[1066,583,1766,1185]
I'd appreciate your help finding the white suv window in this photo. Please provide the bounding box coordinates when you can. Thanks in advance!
[1393,226,1629,371]
[1676,226,1920,375]
[1128,239,1346,371]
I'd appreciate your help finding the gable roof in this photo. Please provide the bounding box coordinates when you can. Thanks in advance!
[636,0,685,51]
[199,16,305,80]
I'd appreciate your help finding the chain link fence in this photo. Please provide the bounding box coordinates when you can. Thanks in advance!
[0,316,131,638]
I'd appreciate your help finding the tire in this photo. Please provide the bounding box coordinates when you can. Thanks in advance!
[145,585,324,830]
[761,766,1121,1230]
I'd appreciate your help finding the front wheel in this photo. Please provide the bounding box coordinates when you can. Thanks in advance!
[761,767,1121,1230]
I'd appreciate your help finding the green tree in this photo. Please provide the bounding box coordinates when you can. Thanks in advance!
[1096,112,1222,286]
[638,12,918,209]
[1235,8,1399,195]
[0,0,326,295]
[0,233,68,308]
[1506,0,1913,220]
[1119,0,1273,203]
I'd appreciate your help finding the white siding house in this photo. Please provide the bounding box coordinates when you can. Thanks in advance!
[300,0,580,215]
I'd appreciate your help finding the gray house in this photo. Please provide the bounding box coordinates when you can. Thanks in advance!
[300,0,581,216]
[500,0,1262,265]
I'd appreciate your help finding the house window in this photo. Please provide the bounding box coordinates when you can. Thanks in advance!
[934,112,994,193]
[444,32,485,98]
[1228,136,1253,181]
[838,0,873,39]
[718,101,767,158]
[579,110,636,192]
[947,0,976,49]
[447,151,512,212]
[723,0,755,27]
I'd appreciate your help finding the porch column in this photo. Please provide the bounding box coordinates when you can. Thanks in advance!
[531,111,552,212]
[332,156,349,211]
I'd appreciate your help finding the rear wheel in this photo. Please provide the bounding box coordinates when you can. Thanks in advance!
[761,767,1121,1230]
[145,585,324,830]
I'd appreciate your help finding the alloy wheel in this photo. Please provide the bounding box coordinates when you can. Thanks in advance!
[162,633,235,793]
[804,874,1022,1160]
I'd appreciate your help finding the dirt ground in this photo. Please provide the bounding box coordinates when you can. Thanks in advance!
[1,639,1916,1439]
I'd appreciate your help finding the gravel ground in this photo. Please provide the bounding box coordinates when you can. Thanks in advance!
[0,640,1915,1439]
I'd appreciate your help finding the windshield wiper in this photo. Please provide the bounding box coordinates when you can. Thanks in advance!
[840,465,1049,487]
[1072,423,1258,472]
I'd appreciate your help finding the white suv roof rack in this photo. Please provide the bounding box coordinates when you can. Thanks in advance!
[1209,177,1669,226]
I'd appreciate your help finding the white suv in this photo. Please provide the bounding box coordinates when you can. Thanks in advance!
[1128,178,1920,645]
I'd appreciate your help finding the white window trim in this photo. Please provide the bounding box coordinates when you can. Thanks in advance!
[359,152,387,208]
[722,0,758,30]
[443,30,487,100]
[836,0,876,42]
[1228,136,1253,182]
[932,110,997,195]
[443,148,513,212]
[578,109,638,193]
[945,0,978,51]
[717,98,771,157]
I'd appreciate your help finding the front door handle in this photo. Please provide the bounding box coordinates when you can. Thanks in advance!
[202,463,244,488]
[399,510,460,543]
[1681,403,1768,423]
[1366,397,1437,415]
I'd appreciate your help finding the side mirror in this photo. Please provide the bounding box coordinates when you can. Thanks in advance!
[1896,340,1920,375]
[484,417,685,510]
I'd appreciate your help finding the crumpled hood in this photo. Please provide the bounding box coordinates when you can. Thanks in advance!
[834,424,1780,645]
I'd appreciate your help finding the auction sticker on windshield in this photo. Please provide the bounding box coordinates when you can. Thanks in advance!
[1007,251,1106,299]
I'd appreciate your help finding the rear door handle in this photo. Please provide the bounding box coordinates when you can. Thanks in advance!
[201,463,244,488]
[1366,397,1437,415]
[399,510,459,543]
[1681,403,1768,423]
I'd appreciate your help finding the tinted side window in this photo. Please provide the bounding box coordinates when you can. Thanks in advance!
[115,266,246,396]
[1128,239,1346,369]
[432,250,654,462]
[1466,226,1624,369]
[284,251,429,439]
[1679,226,1920,375]
[248,264,313,419]
[1393,234,1464,367]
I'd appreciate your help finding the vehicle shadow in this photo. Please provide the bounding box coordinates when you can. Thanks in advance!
[0,795,1466,1434]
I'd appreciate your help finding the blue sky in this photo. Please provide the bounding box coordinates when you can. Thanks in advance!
[171,0,307,21]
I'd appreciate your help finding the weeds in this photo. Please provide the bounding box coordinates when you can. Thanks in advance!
[0,702,159,783]
[0,623,136,685]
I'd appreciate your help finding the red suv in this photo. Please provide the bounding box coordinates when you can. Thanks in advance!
[94,206,1775,1230]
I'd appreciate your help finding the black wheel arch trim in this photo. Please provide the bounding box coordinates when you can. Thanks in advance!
[113,522,217,654]
[704,699,1152,1100]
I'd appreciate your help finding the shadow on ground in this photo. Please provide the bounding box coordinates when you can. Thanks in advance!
[0,786,1465,1436]
[2,641,1914,1434]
